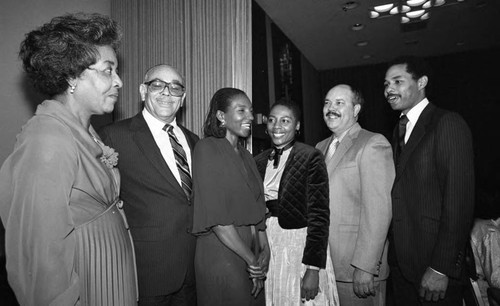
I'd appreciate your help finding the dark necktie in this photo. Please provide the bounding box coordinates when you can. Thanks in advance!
[268,141,295,169]
[163,124,192,199]
[396,115,409,162]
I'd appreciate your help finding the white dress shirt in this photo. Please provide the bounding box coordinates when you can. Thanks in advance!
[142,109,193,187]
[402,98,429,144]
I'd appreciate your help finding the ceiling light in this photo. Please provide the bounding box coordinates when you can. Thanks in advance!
[356,41,368,47]
[369,0,464,24]
[407,0,426,6]
[362,54,372,59]
[434,0,446,6]
[374,4,394,12]
[407,9,426,18]
[342,1,359,11]
[351,23,364,31]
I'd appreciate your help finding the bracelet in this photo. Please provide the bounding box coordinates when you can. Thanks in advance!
[306,265,320,271]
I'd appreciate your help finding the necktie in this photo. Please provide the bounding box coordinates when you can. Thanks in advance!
[396,115,409,162]
[268,141,295,169]
[325,137,339,161]
[163,124,192,199]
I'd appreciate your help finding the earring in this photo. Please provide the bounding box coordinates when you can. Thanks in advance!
[220,121,226,128]
[69,84,76,94]
[265,130,269,135]
[295,129,301,136]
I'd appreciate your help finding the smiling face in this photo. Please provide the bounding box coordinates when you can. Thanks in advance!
[323,84,360,136]
[267,104,299,148]
[384,63,427,113]
[218,95,254,144]
[75,45,122,116]
[140,65,186,123]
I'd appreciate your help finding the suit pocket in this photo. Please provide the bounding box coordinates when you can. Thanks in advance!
[338,224,359,233]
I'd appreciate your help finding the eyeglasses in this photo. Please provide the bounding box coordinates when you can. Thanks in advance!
[144,79,185,97]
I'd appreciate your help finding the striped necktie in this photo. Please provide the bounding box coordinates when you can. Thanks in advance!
[325,137,339,161]
[163,124,192,199]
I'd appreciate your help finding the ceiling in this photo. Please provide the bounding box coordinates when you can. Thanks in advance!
[255,0,500,71]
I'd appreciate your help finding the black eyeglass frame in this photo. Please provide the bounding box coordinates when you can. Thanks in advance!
[144,79,185,97]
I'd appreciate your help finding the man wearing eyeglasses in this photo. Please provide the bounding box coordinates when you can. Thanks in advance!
[99,64,199,306]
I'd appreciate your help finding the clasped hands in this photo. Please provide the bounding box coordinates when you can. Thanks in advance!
[247,248,270,298]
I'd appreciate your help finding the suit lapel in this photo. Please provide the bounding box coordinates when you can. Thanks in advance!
[395,103,435,180]
[130,114,185,197]
[326,123,360,173]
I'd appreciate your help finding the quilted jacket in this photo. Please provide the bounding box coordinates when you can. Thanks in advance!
[254,142,330,268]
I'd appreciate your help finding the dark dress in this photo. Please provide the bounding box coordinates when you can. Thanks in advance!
[191,137,266,306]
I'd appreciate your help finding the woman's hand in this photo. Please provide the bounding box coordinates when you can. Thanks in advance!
[301,268,319,302]
[257,244,270,274]
[247,263,266,279]
[251,276,265,298]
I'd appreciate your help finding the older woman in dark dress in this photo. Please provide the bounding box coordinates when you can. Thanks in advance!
[192,88,269,306]
[0,13,137,305]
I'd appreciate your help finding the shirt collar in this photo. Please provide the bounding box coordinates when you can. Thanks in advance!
[404,98,429,125]
[142,108,178,132]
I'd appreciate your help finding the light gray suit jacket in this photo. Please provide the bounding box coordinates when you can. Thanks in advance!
[316,123,394,282]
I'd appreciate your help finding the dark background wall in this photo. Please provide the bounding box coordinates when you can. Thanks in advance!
[252,0,500,219]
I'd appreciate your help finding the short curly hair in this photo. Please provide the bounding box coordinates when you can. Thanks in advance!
[19,12,122,97]
[270,97,302,122]
[203,88,248,138]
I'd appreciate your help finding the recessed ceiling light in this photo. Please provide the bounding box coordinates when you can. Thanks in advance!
[351,23,364,31]
[407,0,427,6]
[356,41,368,47]
[342,1,359,11]
[407,9,426,18]
[434,0,446,6]
[374,4,394,13]
[362,54,372,59]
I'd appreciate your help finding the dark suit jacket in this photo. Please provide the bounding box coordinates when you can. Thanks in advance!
[390,103,475,284]
[254,142,330,268]
[99,112,199,297]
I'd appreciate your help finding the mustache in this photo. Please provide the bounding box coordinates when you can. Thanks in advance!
[326,110,340,117]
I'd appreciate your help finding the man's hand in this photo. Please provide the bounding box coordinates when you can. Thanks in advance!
[353,267,375,298]
[301,269,319,302]
[419,267,448,302]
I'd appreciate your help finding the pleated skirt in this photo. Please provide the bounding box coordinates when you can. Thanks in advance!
[74,201,138,305]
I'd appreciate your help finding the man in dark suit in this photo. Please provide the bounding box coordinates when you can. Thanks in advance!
[99,64,198,306]
[384,56,475,305]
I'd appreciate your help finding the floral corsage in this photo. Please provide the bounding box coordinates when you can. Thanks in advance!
[100,144,119,169]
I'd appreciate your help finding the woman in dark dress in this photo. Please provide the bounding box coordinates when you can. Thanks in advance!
[0,13,137,305]
[191,88,269,306]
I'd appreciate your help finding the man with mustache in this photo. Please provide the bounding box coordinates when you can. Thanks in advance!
[316,84,394,306]
[384,56,474,305]
[99,64,199,306]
